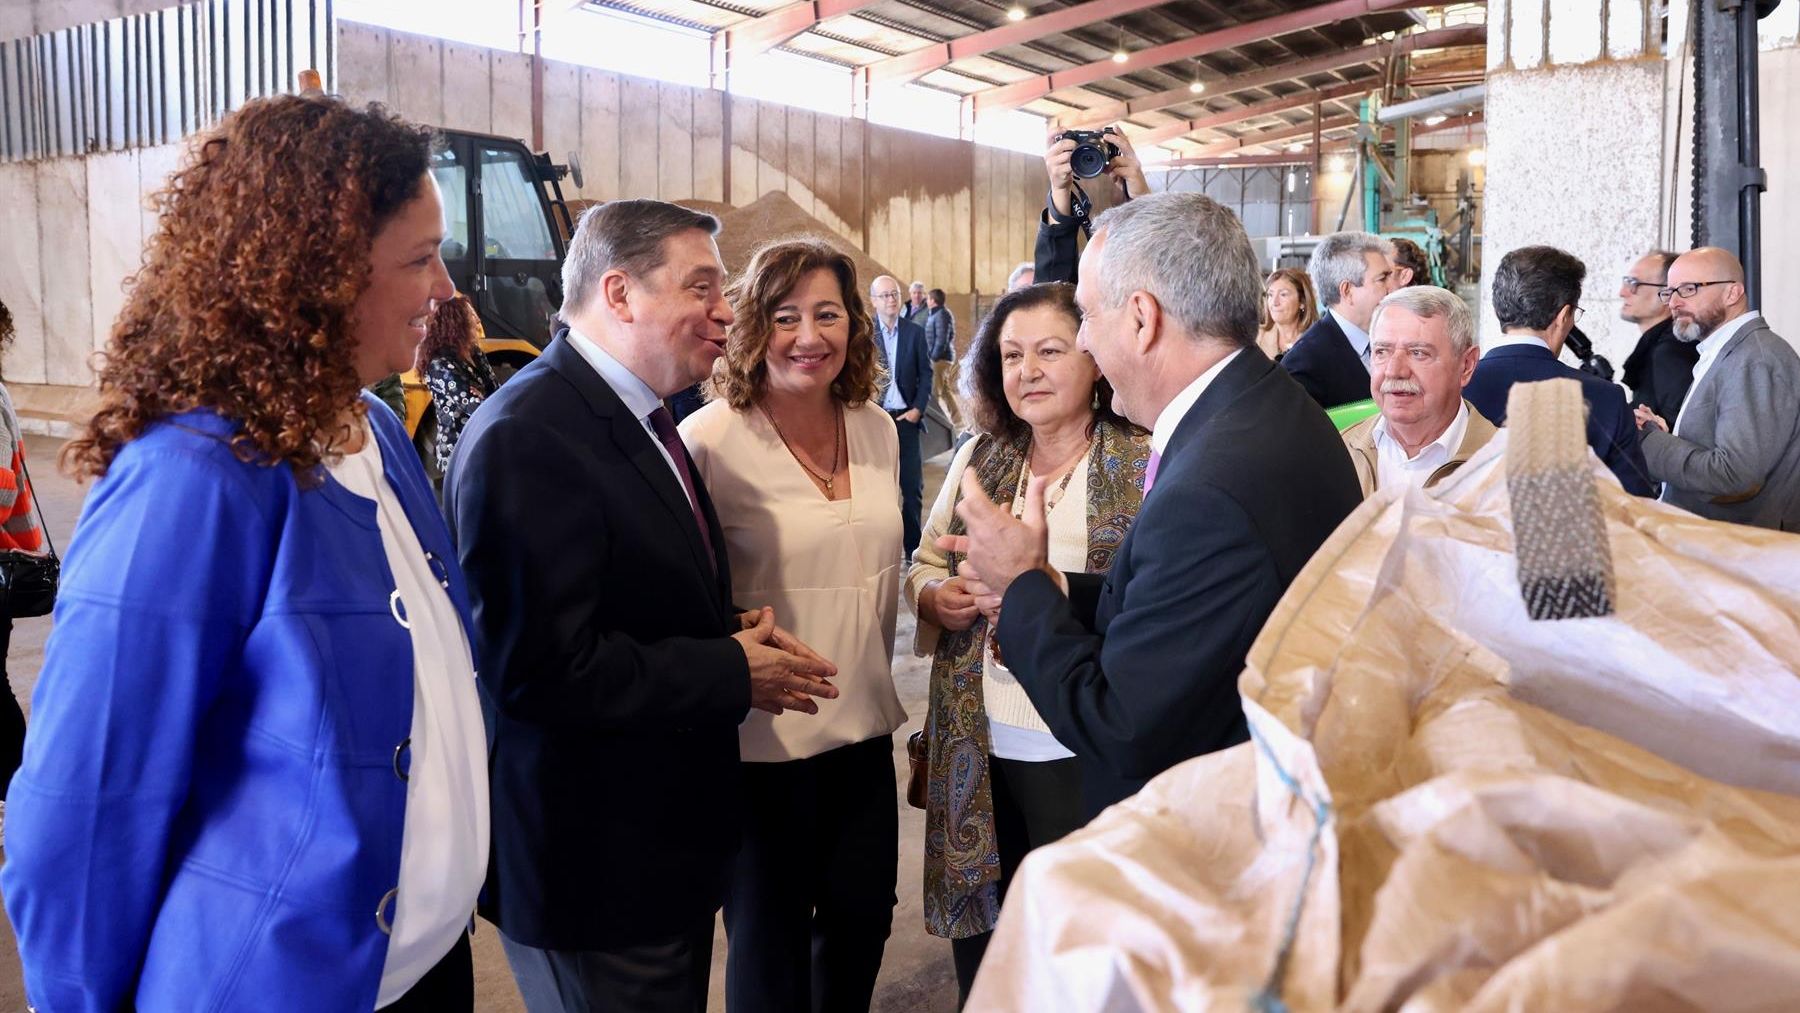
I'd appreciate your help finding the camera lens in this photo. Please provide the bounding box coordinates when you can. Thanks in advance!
[1070,143,1109,179]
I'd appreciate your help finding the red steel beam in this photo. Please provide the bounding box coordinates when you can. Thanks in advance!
[1128,80,1368,148]
[861,0,1175,88]
[1182,113,1359,156]
[1153,109,1484,166]
[965,0,1437,118]
[711,0,872,73]
[1058,24,1484,130]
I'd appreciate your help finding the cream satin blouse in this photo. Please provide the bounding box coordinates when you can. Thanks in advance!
[680,398,909,762]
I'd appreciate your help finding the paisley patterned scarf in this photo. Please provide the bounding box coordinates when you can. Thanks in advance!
[921,415,1149,939]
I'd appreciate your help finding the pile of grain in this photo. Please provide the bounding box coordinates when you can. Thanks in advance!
[559,194,894,292]
[714,191,895,289]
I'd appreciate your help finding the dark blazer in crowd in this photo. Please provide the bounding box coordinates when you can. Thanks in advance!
[879,317,934,423]
[1622,318,1700,427]
[1464,342,1654,496]
[925,306,956,362]
[1281,311,1372,409]
[444,332,749,951]
[998,347,1362,818]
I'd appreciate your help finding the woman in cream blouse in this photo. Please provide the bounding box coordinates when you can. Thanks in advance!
[904,282,1149,1002]
[680,238,905,1013]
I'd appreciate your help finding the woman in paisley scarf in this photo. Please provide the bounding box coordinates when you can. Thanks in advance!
[903,282,1149,1003]
[419,292,496,479]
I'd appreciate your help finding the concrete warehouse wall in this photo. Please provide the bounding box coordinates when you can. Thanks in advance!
[0,19,1054,398]
[334,21,1050,304]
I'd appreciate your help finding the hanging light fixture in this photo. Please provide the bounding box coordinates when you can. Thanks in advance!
[1287,142,1305,153]
[1006,5,1026,21]
[1467,147,1487,166]
[1188,60,1205,93]
[1423,114,1447,126]
[1112,27,1128,63]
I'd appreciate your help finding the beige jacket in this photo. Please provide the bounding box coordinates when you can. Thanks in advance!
[1341,400,1498,497]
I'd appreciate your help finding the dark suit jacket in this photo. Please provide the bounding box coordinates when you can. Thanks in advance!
[878,317,933,425]
[1281,311,1373,409]
[996,347,1362,817]
[1622,318,1700,426]
[1033,195,1082,285]
[1464,342,1654,496]
[444,333,750,950]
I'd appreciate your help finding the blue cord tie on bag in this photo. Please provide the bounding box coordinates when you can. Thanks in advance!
[1247,723,1332,1013]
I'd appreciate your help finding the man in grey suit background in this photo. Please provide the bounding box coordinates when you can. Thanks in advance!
[1635,247,1800,530]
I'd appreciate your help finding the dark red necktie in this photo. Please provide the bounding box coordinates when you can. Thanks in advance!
[646,406,717,573]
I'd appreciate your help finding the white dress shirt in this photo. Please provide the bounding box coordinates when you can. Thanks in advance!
[564,325,695,508]
[328,425,488,1009]
[1331,308,1372,372]
[1675,311,1760,438]
[1151,349,1245,457]
[1371,401,1470,491]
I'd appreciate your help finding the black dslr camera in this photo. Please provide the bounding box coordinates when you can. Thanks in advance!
[1056,127,1122,179]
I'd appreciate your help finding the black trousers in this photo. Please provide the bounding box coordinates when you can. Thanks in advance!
[0,618,22,800]
[382,931,473,1012]
[501,916,715,1013]
[949,754,1084,1004]
[724,735,899,1013]
[889,412,924,558]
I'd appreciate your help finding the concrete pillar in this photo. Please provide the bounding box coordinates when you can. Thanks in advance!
[1480,0,1666,364]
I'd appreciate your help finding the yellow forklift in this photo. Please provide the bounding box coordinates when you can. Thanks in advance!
[400,129,578,481]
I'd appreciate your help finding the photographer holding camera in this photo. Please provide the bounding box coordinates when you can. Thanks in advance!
[1034,124,1151,285]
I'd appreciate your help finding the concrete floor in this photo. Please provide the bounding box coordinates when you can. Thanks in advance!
[0,438,959,1011]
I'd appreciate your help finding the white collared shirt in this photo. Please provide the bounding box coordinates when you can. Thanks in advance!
[1330,308,1372,372]
[564,325,695,508]
[1487,332,1554,354]
[1150,349,1245,457]
[1675,311,1760,439]
[1371,401,1469,491]
[876,316,908,411]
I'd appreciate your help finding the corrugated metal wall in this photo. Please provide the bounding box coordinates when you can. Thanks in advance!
[0,0,334,162]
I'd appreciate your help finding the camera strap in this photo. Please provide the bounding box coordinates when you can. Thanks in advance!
[1069,181,1095,239]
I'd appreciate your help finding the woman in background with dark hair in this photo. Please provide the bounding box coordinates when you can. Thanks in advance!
[681,237,904,1013]
[419,291,496,477]
[2,95,485,1011]
[904,282,1149,1004]
[0,298,44,848]
[1388,236,1431,288]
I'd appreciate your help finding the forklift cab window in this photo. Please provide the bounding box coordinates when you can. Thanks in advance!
[430,149,471,263]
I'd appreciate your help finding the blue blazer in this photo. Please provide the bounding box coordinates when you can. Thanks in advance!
[1281,311,1372,409]
[878,318,933,423]
[1464,343,1654,495]
[998,347,1362,817]
[1,394,475,1011]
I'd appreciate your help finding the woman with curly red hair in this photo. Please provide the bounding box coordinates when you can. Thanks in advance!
[678,238,905,1011]
[1,96,485,1011]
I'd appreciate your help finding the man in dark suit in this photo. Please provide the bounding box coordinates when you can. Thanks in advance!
[445,200,838,1013]
[1464,245,1653,496]
[869,274,933,557]
[943,191,1362,817]
[1281,230,1396,409]
[1618,249,1699,427]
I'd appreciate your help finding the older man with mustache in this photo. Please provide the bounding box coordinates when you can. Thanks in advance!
[1340,286,1496,495]
[1635,247,1800,529]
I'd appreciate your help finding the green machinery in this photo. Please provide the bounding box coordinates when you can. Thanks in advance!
[1337,95,1480,287]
